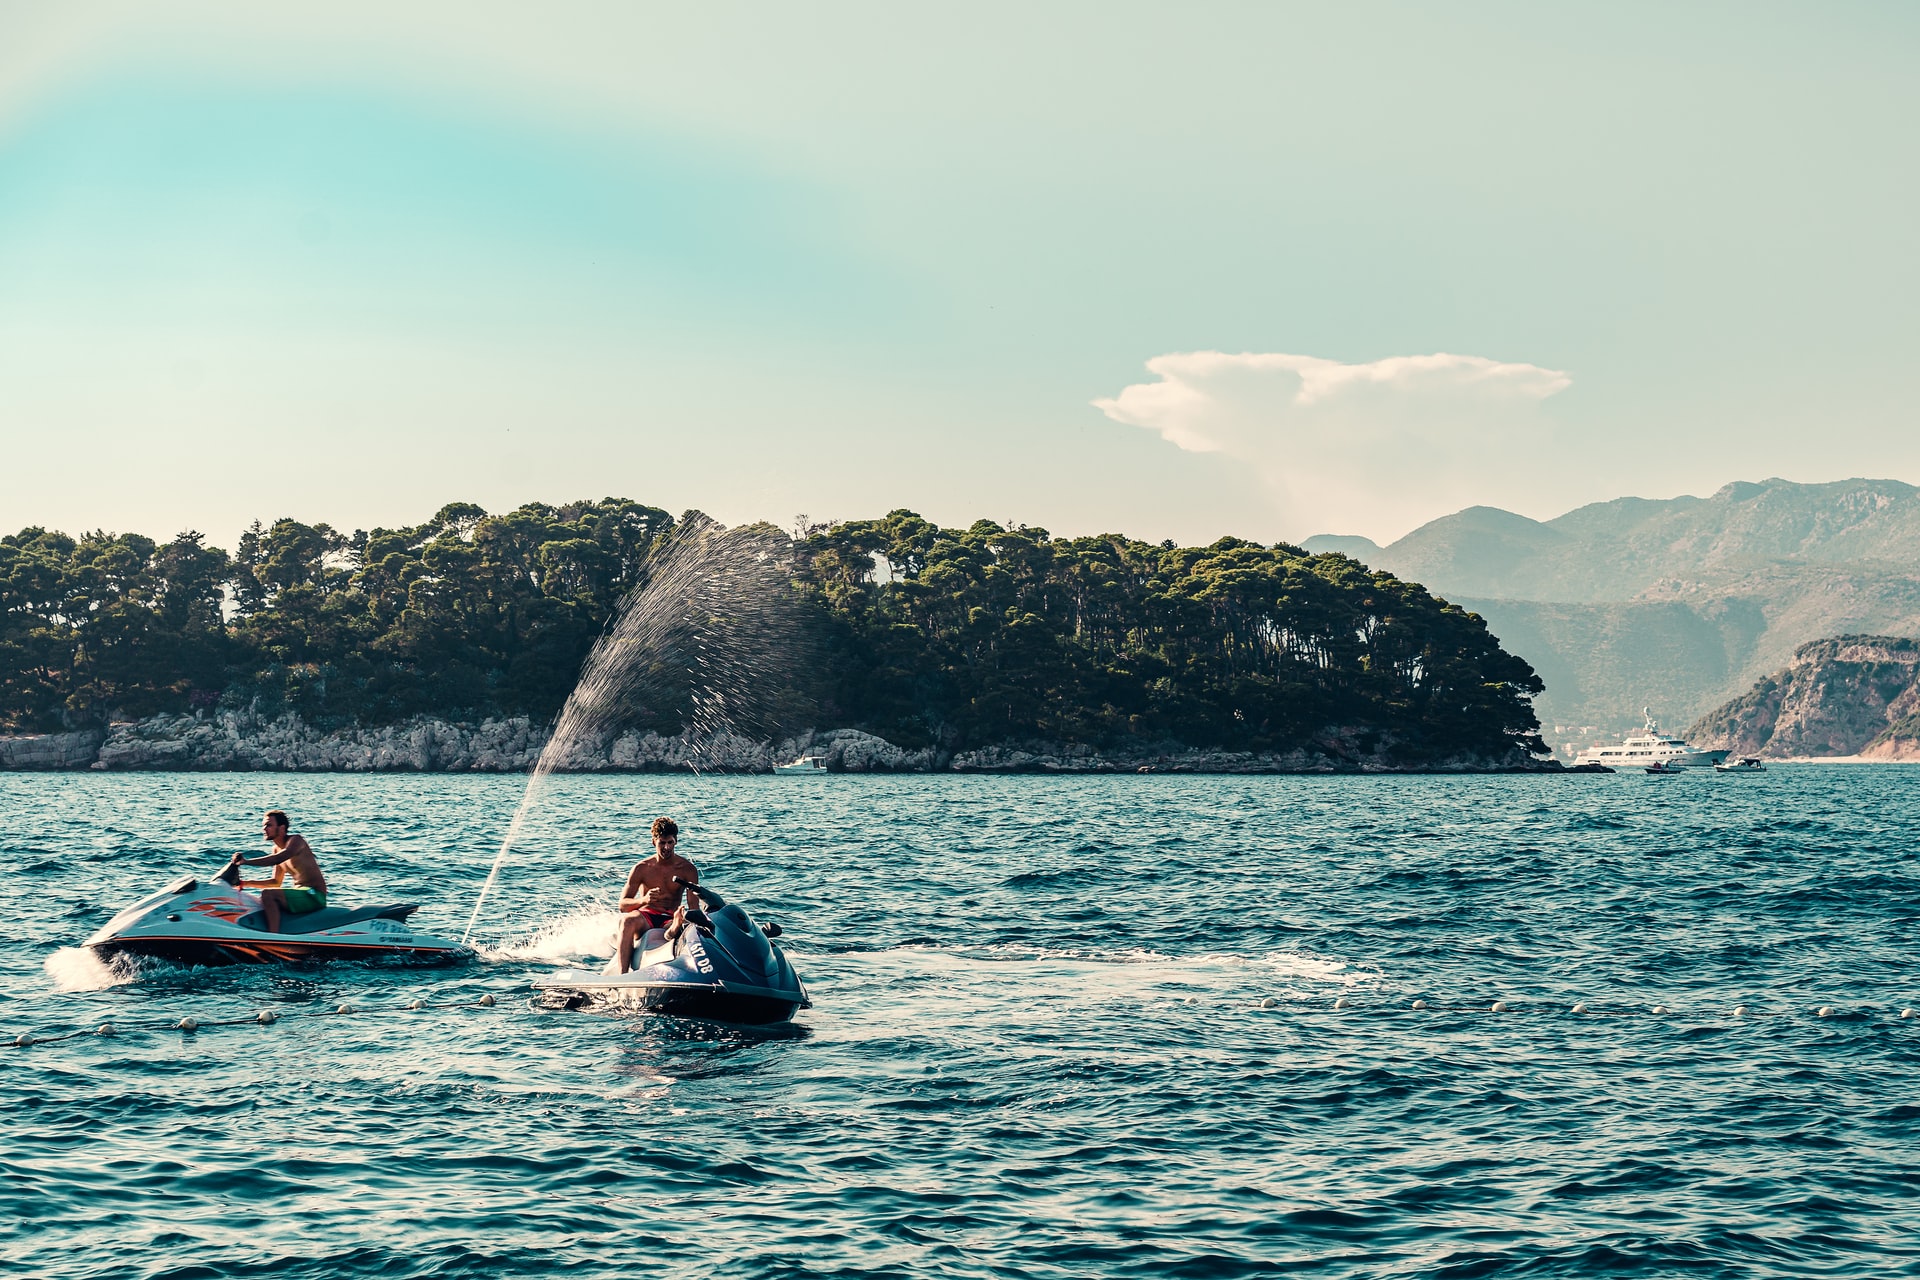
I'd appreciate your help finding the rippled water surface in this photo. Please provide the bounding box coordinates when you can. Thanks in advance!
[5,768,1920,1279]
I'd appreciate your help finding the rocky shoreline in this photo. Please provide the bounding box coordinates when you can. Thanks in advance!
[1688,635,1920,761]
[0,710,1556,774]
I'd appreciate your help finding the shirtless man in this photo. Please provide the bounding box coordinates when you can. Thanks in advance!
[226,810,329,933]
[614,816,698,974]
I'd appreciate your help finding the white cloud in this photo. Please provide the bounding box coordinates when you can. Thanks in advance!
[1093,351,1571,541]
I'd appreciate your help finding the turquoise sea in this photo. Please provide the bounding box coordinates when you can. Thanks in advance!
[3,768,1918,1279]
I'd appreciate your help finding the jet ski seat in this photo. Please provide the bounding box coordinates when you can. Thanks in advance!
[235,904,422,935]
[637,927,674,966]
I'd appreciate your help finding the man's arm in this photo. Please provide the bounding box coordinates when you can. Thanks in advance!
[617,863,649,912]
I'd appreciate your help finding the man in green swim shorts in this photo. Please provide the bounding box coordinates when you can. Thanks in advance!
[226,810,329,933]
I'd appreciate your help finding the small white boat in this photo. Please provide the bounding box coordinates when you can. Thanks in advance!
[774,754,828,775]
[1715,756,1766,774]
[1644,760,1688,775]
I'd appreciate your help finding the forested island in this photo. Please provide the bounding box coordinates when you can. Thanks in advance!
[0,499,1551,771]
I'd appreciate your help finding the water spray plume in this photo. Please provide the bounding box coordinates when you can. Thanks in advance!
[463,522,804,946]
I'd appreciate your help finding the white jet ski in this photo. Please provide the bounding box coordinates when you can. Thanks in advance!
[535,880,808,1025]
[84,863,471,965]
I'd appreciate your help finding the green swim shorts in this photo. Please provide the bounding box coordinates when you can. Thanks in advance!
[281,886,327,914]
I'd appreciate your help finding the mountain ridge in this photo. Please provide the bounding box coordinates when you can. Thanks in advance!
[1304,477,1920,745]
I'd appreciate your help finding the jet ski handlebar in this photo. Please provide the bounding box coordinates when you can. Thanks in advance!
[673,876,725,910]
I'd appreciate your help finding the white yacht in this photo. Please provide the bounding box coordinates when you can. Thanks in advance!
[1573,709,1729,770]
[774,754,828,775]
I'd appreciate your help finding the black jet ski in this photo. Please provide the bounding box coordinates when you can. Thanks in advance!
[84,863,471,965]
[534,880,808,1025]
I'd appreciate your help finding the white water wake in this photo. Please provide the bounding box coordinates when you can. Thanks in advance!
[479,907,622,964]
[43,946,141,992]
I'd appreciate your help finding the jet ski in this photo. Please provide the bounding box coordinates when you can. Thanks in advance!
[534,879,808,1025]
[84,863,472,965]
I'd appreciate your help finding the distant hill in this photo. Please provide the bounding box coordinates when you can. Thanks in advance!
[1687,636,1920,760]
[1306,478,1920,747]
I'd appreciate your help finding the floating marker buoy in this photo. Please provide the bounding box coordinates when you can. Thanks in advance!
[256,1010,276,1025]
[1733,1006,1749,1017]
[1571,1002,1588,1014]
[1903,1009,1916,1020]
[1259,996,1278,1009]
[1651,1005,1669,1015]
[15,1033,33,1047]
[1411,999,1428,1010]
[1333,997,1350,1011]
[1490,1001,1509,1013]
[407,999,424,1011]
[1817,1006,1834,1018]
[96,1022,115,1037]
[478,994,497,1008]
[335,1004,354,1015]
[176,1017,198,1032]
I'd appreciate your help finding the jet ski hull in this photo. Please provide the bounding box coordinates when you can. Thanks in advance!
[536,972,805,1025]
[93,935,468,966]
[85,874,471,967]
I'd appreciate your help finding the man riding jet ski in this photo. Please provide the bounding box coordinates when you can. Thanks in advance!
[84,809,469,965]
[536,816,807,1025]
[535,876,808,1024]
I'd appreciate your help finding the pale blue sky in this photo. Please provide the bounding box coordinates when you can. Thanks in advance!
[1,2,1915,545]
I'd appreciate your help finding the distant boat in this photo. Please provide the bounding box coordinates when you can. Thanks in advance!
[774,754,828,775]
[1715,756,1766,774]
[1644,759,1688,775]
[1574,708,1729,770]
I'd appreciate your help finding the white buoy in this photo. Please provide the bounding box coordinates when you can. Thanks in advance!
[1411,999,1429,1010]
[1651,1005,1669,1015]
[1733,1006,1749,1017]
[176,1017,198,1032]
[1571,1002,1589,1014]
[96,1022,115,1037]
[407,999,424,1011]
[1333,997,1350,1011]
[1903,1008,1916,1020]
[335,1003,354,1015]
[1490,1000,1509,1013]
[1259,996,1279,1009]
[1817,1006,1834,1018]
[256,1010,277,1025]
[15,1033,33,1047]
[478,994,496,1007]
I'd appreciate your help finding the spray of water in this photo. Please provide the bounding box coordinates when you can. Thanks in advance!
[462,521,804,945]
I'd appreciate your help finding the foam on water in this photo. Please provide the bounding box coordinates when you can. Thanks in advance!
[42,945,136,992]
[480,907,620,963]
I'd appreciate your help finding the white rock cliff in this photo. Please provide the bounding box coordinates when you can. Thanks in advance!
[0,711,1549,773]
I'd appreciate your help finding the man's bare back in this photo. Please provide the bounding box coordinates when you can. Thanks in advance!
[271,835,326,893]
[228,810,328,933]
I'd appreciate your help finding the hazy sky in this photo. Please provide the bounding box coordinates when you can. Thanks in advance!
[2,2,1915,548]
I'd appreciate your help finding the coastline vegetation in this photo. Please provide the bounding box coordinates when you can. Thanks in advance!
[0,500,1545,759]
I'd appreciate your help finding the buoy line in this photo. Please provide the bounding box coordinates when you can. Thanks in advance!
[7,993,502,1049]
[1251,998,1919,1021]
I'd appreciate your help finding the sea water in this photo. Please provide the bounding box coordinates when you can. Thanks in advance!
[2,768,1917,1278]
